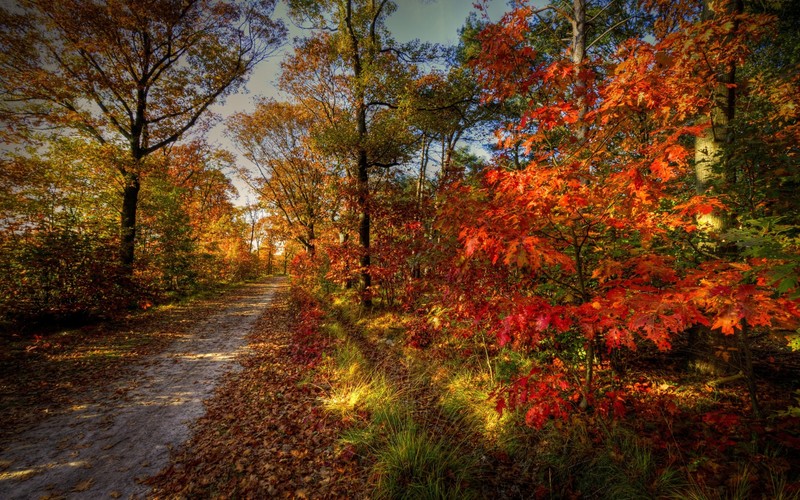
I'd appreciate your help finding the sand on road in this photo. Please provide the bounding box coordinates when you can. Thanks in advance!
[0,278,282,499]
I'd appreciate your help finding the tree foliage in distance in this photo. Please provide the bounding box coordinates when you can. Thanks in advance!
[0,136,261,327]
[228,100,342,256]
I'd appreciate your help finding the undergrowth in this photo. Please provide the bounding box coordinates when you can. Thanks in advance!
[303,288,800,498]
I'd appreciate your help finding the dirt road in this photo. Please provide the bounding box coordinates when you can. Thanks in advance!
[0,278,282,499]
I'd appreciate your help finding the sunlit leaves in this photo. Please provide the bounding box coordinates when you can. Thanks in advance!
[428,0,800,425]
[228,100,340,255]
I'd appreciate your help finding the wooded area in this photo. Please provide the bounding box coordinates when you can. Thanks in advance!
[2,0,800,497]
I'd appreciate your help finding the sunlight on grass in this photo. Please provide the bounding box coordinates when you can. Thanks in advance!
[316,306,480,499]
[435,368,534,457]
[323,379,371,415]
[364,311,407,343]
[320,321,345,339]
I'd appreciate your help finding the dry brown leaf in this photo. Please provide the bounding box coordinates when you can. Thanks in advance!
[72,477,94,492]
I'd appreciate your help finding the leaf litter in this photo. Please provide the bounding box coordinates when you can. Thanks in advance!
[0,280,280,499]
[148,284,366,498]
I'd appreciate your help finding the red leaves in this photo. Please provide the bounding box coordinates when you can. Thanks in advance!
[490,296,572,347]
[495,366,573,429]
[432,0,800,433]
[472,6,545,101]
[684,262,800,335]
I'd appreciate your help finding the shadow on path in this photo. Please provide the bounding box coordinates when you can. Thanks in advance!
[0,278,283,499]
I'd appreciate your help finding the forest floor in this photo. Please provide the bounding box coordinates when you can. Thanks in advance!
[0,278,287,499]
[1,277,798,498]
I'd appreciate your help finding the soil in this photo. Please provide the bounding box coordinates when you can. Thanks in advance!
[0,278,282,499]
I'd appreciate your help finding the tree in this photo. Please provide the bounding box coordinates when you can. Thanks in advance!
[138,140,248,291]
[228,100,341,256]
[429,0,799,425]
[0,0,285,273]
[283,0,419,305]
[0,137,127,323]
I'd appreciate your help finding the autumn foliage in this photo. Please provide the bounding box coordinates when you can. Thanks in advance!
[1,0,800,495]
[424,0,800,424]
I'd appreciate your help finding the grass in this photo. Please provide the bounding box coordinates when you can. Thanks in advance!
[533,418,686,499]
[373,426,477,500]
[309,289,800,498]
[316,301,479,499]
[436,367,536,457]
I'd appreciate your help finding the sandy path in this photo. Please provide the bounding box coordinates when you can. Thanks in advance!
[0,279,281,499]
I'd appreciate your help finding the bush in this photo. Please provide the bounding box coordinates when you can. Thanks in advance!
[0,229,129,329]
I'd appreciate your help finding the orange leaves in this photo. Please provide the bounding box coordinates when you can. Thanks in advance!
[473,6,545,101]
[672,196,728,230]
[439,0,800,432]
[684,262,800,336]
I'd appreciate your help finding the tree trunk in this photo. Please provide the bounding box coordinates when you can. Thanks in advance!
[357,143,372,306]
[249,220,256,253]
[737,323,762,418]
[572,0,588,143]
[694,91,729,236]
[345,0,373,307]
[694,0,761,418]
[306,222,316,256]
[570,0,594,411]
[412,136,429,280]
[695,0,742,239]
[416,136,428,206]
[120,171,140,274]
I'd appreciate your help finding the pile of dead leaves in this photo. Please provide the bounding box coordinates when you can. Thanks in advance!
[147,286,367,498]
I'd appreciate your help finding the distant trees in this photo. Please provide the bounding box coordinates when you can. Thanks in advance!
[228,100,340,256]
[0,137,260,325]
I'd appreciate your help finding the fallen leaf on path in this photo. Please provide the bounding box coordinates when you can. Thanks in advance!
[72,478,94,492]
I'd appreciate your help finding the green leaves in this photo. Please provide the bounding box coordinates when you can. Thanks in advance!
[729,217,800,299]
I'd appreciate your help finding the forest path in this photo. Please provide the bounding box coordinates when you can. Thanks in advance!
[0,278,283,499]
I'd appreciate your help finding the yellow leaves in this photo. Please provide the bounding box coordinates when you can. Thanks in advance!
[778,99,797,121]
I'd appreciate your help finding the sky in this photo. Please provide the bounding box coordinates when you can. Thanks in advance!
[217,0,510,116]
[211,0,512,204]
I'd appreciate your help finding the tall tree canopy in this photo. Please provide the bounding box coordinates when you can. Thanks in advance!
[0,0,285,271]
[283,0,421,305]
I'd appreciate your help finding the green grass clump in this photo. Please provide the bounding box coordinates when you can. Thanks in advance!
[374,425,477,500]
[317,310,479,499]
